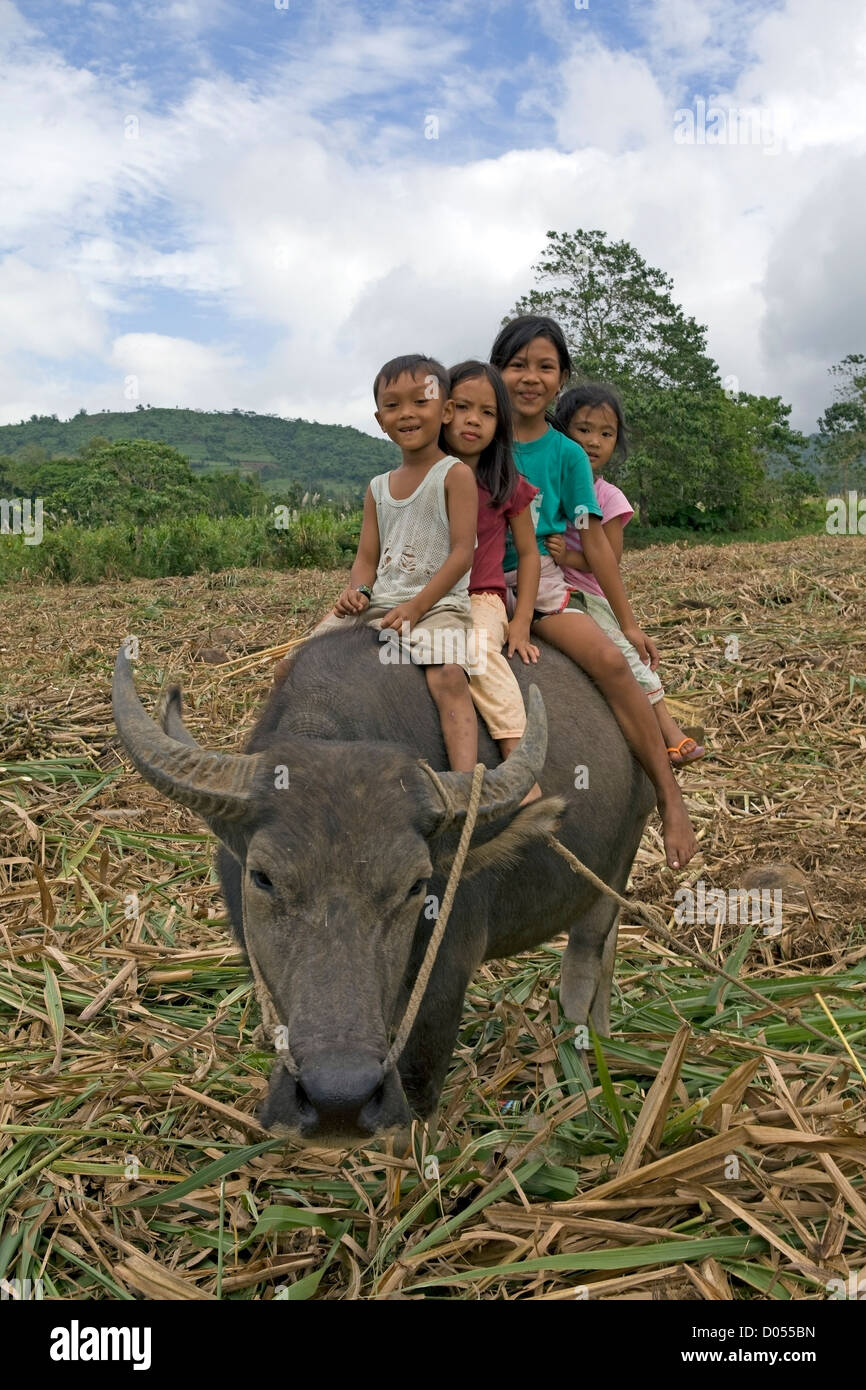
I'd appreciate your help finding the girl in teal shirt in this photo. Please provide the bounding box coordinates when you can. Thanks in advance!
[490,314,697,872]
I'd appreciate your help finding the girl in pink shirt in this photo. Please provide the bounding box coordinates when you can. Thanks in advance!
[549,385,705,767]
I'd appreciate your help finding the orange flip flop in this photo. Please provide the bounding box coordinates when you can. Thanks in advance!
[668,736,706,767]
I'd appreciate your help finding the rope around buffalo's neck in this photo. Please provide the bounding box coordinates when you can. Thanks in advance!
[247,761,486,1081]
[384,761,485,1069]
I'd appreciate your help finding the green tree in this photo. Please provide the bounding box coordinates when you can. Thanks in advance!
[512,228,719,393]
[817,354,866,494]
[77,435,112,459]
[14,442,48,467]
[55,440,211,527]
[509,229,805,528]
[204,468,269,517]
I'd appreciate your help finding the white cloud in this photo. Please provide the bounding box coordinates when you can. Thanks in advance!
[0,0,864,438]
[552,40,669,152]
[761,150,866,425]
[0,0,34,49]
[637,0,761,86]
[0,257,105,357]
[0,60,167,248]
[109,334,247,410]
[143,0,233,32]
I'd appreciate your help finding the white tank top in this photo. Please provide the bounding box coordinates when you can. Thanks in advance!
[370,456,471,613]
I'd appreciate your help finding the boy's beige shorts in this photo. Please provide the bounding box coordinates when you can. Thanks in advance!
[312,602,474,671]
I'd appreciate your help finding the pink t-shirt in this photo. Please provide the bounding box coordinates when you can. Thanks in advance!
[562,476,634,598]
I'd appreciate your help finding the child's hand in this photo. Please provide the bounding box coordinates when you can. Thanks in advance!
[334,587,370,616]
[379,601,422,632]
[545,534,566,565]
[506,622,539,664]
[622,625,656,668]
[643,633,660,671]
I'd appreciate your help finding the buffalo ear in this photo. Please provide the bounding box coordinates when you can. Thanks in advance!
[208,821,250,863]
[436,796,567,878]
[216,843,246,952]
[113,645,266,825]
[153,685,253,856]
[156,684,199,747]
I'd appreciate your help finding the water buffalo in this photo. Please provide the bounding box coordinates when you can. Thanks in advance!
[112,626,654,1143]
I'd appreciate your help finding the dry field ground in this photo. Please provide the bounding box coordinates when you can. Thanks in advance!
[0,533,864,1300]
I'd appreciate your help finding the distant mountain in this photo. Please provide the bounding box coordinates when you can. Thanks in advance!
[763,432,821,480]
[0,407,398,500]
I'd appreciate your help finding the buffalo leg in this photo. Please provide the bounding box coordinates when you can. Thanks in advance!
[398,972,477,1118]
[396,941,486,1120]
[590,909,620,1038]
[560,893,621,1034]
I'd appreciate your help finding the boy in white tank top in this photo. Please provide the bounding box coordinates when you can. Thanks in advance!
[317,354,479,772]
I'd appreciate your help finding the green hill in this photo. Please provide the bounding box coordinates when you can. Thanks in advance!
[0,407,397,501]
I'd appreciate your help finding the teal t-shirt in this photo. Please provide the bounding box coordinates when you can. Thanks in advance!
[503,426,603,571]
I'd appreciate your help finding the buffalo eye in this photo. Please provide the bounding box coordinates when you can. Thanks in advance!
[250,868,273,892]
[407,878,426,899]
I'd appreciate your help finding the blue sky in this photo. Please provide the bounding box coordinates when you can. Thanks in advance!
[1,0,864,433]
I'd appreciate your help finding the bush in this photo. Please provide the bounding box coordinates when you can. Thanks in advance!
[0,508,363,584]
[624,513,826,551]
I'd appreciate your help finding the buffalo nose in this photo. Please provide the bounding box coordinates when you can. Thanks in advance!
[297,1053,386,1133]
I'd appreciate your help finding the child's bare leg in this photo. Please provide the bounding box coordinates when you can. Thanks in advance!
[498,737,542,804]
[532,613,697,869]
[653,700,685,748]
[467,595,539,795]
[653,700,706,765]
[426,664,478,772]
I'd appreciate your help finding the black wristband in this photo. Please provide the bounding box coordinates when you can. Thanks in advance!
[356,584,373,600]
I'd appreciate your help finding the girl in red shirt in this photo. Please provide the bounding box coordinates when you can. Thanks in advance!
[441,360,542,800]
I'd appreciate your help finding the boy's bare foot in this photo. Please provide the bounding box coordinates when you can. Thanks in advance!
[519,782,543,806]
[659,797,698,869]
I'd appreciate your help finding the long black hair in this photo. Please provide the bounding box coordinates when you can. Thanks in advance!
[489,315,574,380]
[443,360,518,507]
[552,383,629,463]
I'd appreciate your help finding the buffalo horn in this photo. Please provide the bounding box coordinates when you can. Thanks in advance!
[424,684,548,829]
[112,646,262,821]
